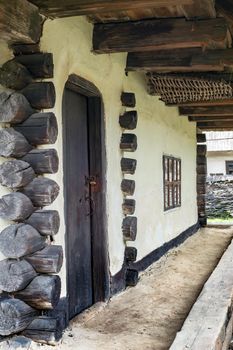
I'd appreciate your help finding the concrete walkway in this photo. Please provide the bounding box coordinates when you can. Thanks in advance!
[29,226,233,350]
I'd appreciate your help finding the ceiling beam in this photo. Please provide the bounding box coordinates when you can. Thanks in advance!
[29,0,193,17]
[197,121,233,130]
[179,106,233,116]
[0,0,43,44]
[189,115,233,122]
[93,18,230,54]
[126,48,233,73]
[168,98,233,107]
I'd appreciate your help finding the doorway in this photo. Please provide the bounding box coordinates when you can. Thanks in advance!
[62,75,109,319]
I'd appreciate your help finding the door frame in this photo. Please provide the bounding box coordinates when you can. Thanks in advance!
[63,74,110,316]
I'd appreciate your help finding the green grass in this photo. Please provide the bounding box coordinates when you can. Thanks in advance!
[208,217,233,223]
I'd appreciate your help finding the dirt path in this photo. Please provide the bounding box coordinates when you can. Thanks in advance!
[33,226,233,350]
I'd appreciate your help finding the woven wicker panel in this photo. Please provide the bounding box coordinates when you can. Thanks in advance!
[147,73,233,104]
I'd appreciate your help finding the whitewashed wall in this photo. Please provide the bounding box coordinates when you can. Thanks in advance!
[207,151,233,175]
[0,17,198,297]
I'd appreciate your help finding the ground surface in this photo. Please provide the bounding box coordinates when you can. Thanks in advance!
[31,226,233,350]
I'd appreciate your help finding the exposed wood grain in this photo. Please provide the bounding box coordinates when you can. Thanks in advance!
[15,275,61,310]
[21,82,56,109]
[197,155,207,165]
[122,216,137,241]
[121,158,137,174]
[22,149,59,174]
[196,133,206,143]
[25,210,60,236]
[14,112,58,145]
[197,121,233,130]
[0,0,42,44]
[0,160,35,188]
[197,164,207,174]
[125,247,137,263]
[197,174,207,184]
[0,128,32,158]
[0,60,32,90]
[15,53,54,79]
[0,193,34,221]
[0,91,33,124]
[126,269,139,287]
[0,224,46,258]
[22,316,61,345]
[121,92,136,108]
[122,199,136,215]
[120,134,137,152]
[29,0,192,17]
[121,179,135,196]
[25,245,63,274]
[127,48,233,73]
[93,18,230,54]
[189,115,233,122]
[119,111,138,130]
[0,298,38,336]
[21,178,60,207]
[180,106,233,116]
[0,259,37,292]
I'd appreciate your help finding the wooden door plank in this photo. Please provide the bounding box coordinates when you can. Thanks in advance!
[170,239,233,350]
[29,0,192,17]
[93,18,230,54]
[0,0,42,43]
[179,106,233,116]
[126,48,233,73]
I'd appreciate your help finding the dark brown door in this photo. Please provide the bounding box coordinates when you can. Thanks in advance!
[63,87,93,319]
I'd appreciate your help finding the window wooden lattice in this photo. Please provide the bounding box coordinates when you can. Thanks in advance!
[163,155,181,211]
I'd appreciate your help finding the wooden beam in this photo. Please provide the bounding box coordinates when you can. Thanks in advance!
[29,0,192,17]
[197,121,233,130]
[93,18,230,54]
[179,106,233,116]
[0,0,43,44]
[189,115,233,122]
[173,98,233,107]
[126,48,233,73]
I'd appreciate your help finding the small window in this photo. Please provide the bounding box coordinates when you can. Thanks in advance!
[163,155,181,211]
[226,161,233,175]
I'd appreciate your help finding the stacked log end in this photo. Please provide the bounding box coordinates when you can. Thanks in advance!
[120,92,139,287]
[0,51,63,344]
[197,133,207,226]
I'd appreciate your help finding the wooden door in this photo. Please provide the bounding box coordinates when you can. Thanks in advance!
[63,87,93,319]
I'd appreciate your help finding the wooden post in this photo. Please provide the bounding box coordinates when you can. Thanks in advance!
[14,112,58,145]
[120,134,137,152]
[121,158,137,174]
[0,160,35,189]
[121,92,136,108]
[0,128,32,158]
[122,216,137,241]
[0,224,46,259]
[22,316,61,345]
[0,259,37,292]
[21,178,60,207]
[15,53,54,79]
[119,111,138,130]
[0,298,38,336]
[0,60,32,90]
[15,275,61,310]
[197,133,206,143]
[121,179,135,195]
[22,149,59,174]
[21,82,56,109]
[25,245,63,274]
[0,91,33,124]
[0,193,34,221]
[125,247,137,262]
[25,210,60,236]
[122,199,136,215]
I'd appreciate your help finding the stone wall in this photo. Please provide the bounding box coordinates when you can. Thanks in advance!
[206,180,233,218]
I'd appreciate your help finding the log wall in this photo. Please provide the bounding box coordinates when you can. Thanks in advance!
[0,47,63,344]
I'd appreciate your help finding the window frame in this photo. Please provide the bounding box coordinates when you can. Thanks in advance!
[226,160,233,175]
[163,155,181,211]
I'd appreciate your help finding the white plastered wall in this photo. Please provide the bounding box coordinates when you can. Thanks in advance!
[207,151,233,175]
[0,17,198,297]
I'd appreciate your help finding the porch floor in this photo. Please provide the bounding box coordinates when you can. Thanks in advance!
[34,226,233,350]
